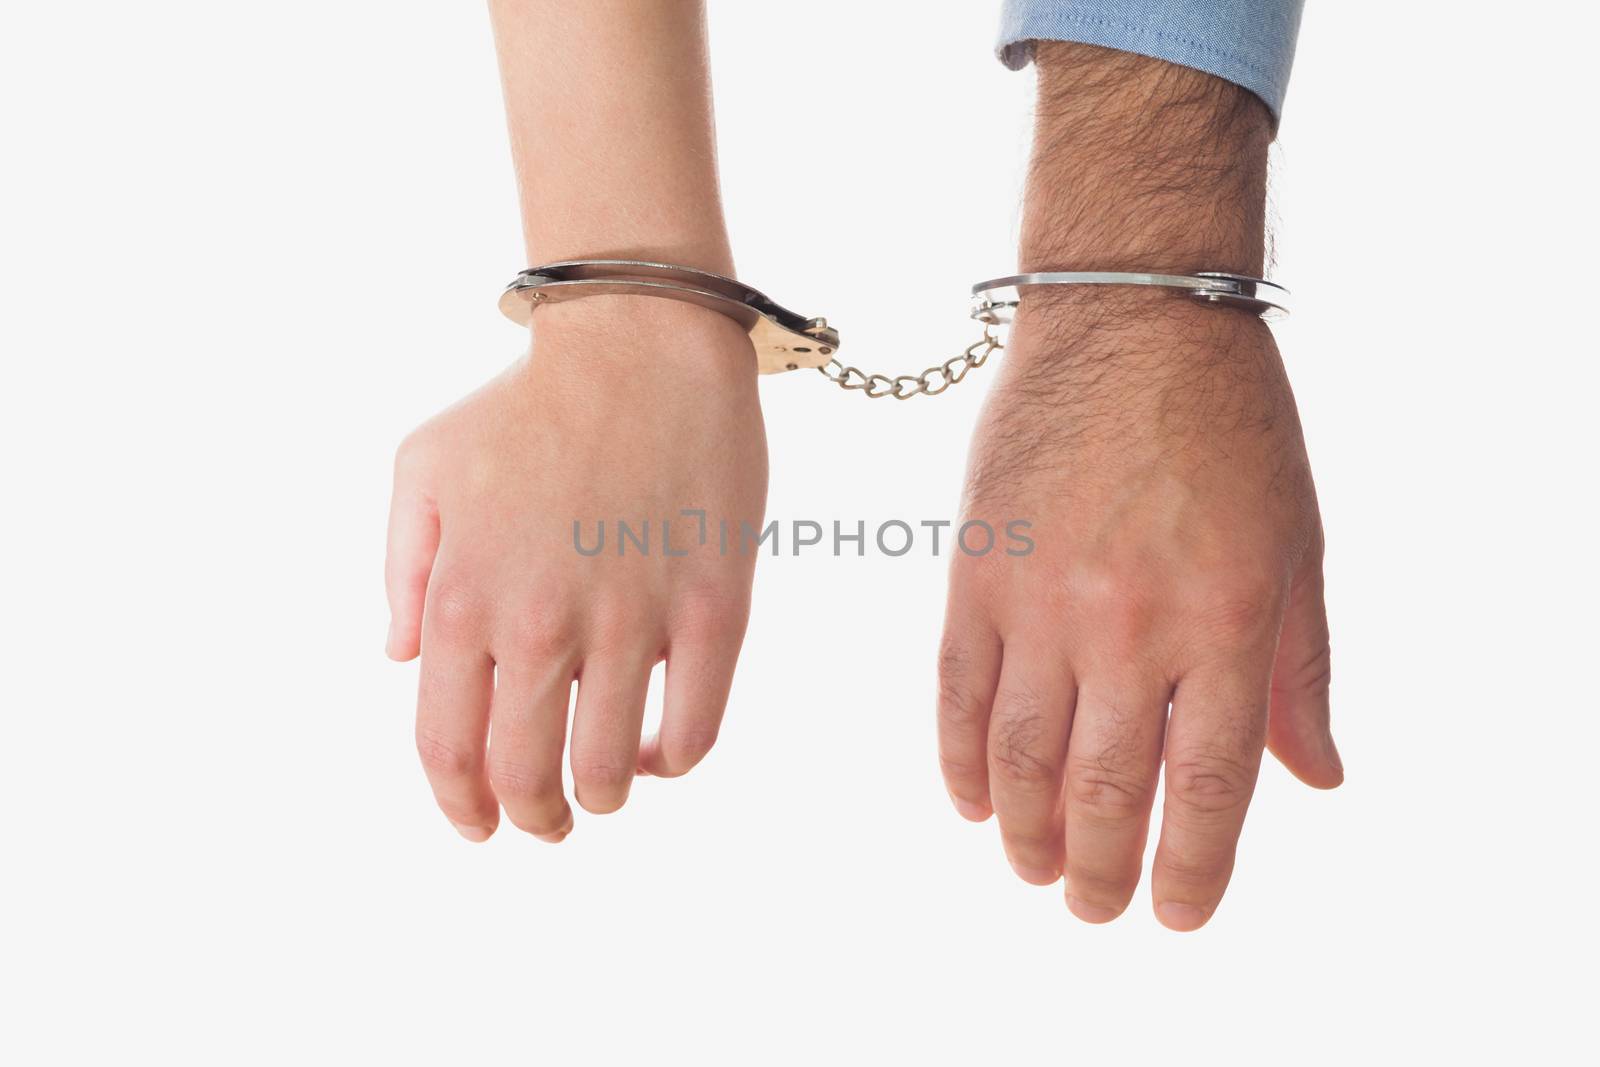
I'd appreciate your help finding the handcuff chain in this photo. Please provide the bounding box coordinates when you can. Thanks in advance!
[816,324,1002,400]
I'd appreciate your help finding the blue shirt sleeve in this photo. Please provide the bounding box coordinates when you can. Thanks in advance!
[997,0,1305,119]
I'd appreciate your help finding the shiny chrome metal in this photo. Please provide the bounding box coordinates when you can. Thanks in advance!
[970,270,1290,320]
[500,259,839,375]
[499,261,1288,401]
[818,323,1001,400]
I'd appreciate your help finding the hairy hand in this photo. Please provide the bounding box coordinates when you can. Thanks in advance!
[939,294,1340,929]
[938,42,1339,929]
[385,299,767,841]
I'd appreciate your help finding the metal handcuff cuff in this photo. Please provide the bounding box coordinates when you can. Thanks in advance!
[500,260,1290,400]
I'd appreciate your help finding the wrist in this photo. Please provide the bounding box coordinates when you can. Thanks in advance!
[528,291,758,378]
[521,238,736,282]
[1002,287,1274,391]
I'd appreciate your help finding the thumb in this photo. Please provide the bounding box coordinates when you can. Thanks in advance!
[384,463,440,662]
[1266,550,1342,788]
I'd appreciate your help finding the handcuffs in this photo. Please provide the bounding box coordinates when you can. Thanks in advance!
[500,259,1289,400]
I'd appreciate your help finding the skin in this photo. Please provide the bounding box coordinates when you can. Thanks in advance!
[937,43,1343,931]
[389,9,1336,926]
[385,1,762,841]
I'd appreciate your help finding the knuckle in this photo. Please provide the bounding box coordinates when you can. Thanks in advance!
[1072,571,1156,645]
[427,579,485,642]
[1278,641,1332,697]
[1003,826,1058,852]
[392,430,432,479]
[486,759,561,804]
[1156,846,1231,888]
[571,754,632,791]
[936,641,987,727]
[1067,757,1154,818]
[949,549,1008,600]
[1191,585,1280,644]
[936,638,965,682]
[415,728,478,780]
[1065,864,1136,904]
[669,584,747,639]
[506,600,578,660]
[938,749,986,786]
[1166,752,1256,816]
[989,703,1059,793]
[1005,842,1060,872]
[587,598,659,655]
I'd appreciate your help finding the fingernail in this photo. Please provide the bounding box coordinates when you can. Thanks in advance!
[1010,861,1060,886]
[450,822,491,843]
[1065,895,1121,924]
[951,796,991,822]
[1156,901,1211,931]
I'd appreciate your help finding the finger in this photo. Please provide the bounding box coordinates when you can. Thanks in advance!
[570,650,657,814]
[639,619,743,778]
[415,583,497,840]
[487,662,576,842]
[1060,680,1167,923]
[987,648,1074,885]
[384,476,439,662]
[936,614,1002,822]
[1152,659,1272,931]
[1267,558,1342,788]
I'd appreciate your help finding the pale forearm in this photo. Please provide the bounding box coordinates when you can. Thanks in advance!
[390,3,764,843]
[489,0,733,273]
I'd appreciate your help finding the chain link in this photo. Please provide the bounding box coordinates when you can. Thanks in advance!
[816,323,1002,400]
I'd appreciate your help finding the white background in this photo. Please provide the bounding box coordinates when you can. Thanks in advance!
[3,1,1596,1061]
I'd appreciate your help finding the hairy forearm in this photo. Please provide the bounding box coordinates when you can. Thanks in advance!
[489,0,733,274]
[986,43,1292,478]
[1021,41,1271,276]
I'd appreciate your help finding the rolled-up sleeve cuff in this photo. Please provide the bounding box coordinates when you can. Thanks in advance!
[997,0,1304,119]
